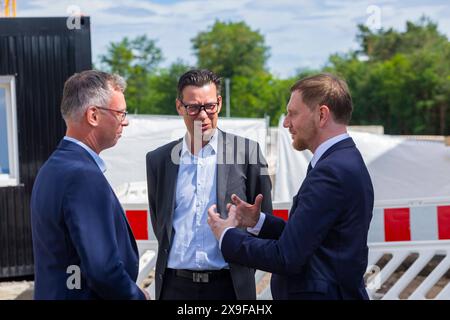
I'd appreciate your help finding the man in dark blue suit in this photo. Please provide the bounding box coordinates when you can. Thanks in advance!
[208,73,374,300]
[31,70,148,300]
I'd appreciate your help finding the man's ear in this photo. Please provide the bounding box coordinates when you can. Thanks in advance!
[175,99,184,116]
[217,95,223,114]
[86,106,99,127]
[318,105,331,128]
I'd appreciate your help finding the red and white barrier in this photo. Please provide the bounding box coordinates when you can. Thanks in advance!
[369,198,450,243]
[127,198,450,300]
[124,198,450,245]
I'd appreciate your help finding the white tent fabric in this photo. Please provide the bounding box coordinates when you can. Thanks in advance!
[273,116,450,202]
[101,115,268,193]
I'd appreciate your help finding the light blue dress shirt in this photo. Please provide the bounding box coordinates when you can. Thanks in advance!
[167,131,228,270]
[63,136,107,173]
[310,133,349,168]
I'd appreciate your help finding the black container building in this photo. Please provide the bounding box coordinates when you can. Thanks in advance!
[0,17,91,278]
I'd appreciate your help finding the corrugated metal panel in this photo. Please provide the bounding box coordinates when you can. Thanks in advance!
[0,17,92,278]
[0,186,33,276]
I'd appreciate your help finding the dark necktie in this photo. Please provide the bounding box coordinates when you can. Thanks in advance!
[307,162,313,175]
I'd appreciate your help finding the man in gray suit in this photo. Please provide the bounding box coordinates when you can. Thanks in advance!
[146,69,272,300]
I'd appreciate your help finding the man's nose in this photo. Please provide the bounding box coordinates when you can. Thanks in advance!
[197,109,208,119]
[283,116,289,128]
[122,118,129,126]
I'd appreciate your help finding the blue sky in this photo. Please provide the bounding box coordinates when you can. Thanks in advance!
[16,0,450,78]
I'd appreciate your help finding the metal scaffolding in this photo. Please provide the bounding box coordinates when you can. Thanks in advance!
[1,0,17,17]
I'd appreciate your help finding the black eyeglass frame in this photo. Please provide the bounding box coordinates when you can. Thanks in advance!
[178,99,220,116]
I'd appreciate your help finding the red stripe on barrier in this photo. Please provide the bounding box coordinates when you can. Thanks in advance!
[438,205,450,240]
[384,208,411,241]
[274,209,289,221]
[125,210,148,240]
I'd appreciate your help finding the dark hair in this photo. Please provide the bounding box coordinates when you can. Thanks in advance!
[61,70,126,121]
[290,73,353,124]
[177,69,221,99]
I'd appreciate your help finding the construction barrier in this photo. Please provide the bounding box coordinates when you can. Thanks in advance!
[366,240,450,300]
[127,197,450,300]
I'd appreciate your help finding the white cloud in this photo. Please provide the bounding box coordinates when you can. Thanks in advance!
[17,0,450,78]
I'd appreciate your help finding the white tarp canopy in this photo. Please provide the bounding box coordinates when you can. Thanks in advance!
[273,116,450,203]
[102,114,268,194]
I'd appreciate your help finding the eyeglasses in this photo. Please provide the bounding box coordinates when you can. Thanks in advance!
[179,100,219,116]
[96,106,128,122]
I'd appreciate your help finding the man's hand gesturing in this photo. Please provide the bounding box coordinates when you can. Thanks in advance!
[227,193,263,228]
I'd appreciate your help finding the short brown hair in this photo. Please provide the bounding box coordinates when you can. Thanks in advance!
[290,73,353,124]
[177,69,221,99]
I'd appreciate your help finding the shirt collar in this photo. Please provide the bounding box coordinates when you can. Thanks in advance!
[63,136,107,173]
[310,133,350,168]
[181,129,218,159]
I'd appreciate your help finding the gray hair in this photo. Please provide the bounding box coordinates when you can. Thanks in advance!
[60,70,126,121]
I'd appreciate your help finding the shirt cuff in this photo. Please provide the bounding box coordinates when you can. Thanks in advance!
[219,227,234,249]
[246,212,266,236]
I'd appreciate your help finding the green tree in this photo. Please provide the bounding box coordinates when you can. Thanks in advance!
[192,20,270,79]
[228,74,294,125]
[145,60,193,115]
[99,35,163,113]
[100,35,163,76]
[327,17,450,134]
[191,20,294,124]
[357,16,448,62]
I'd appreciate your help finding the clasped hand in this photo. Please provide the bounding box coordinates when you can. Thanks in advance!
[207,194,263,240]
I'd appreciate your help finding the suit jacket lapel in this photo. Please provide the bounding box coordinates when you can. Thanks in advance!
[165,139,182,241]
[117,197,139,254]
[217,130,232,219]
[292,137,355,218]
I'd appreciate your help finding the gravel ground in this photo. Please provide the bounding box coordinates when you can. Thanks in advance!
[0,274,154,300]
[1,262,448,300]
[0,273,266,300]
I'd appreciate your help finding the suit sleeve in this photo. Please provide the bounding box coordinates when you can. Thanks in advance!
[63,169,145,300]
[258,213,286,240]
[222,165,344,275]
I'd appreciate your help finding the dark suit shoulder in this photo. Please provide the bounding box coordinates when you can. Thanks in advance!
[33,147,110,207]
[318,143,364,170]
[40,147,103,180]
[314,143,370,193]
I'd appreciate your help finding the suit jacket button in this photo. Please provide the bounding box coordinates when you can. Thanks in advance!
[164,249,168,254]
[159,274,163,279]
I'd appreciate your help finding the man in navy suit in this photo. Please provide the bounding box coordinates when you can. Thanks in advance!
[31,70,149,300]
[208,73,374,300]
